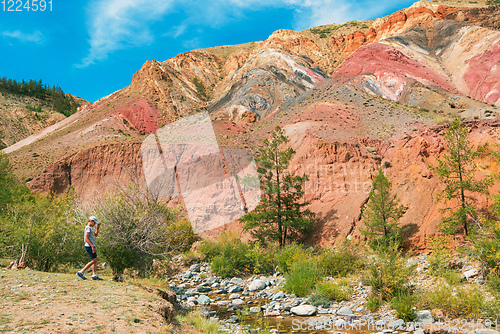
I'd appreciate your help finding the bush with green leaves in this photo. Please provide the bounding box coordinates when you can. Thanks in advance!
[275,243,311,273]
[3,191,82,271]
[390,292,416,322]
[309,279,352,306]
[364,248,415,301]
[317,241,365,277]
[199,233,276,278]
[96,184,196,275]
[419,284,497,318]
[283,256,321,297]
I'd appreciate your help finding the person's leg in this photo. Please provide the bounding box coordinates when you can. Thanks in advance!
[81,260,94,273]
[91,258,97,276]
[77,247,97,279]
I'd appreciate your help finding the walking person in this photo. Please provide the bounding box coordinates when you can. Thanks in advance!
[76,216,103,280]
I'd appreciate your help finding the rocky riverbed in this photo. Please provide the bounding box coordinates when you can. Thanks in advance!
[166,256,499,334]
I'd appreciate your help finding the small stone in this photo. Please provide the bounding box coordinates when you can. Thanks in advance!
[415,330,425,334]
[189,264,201,272]
[217,300,231,306]
[389,319,405,329]
[232,299,245,306]
[185,288,198,297]
[197,295,210,305]
[248,279,267,291]
[463,269,479,281]
[228,285,243,293]
[337,306,353,316]
[197,286,212,293]
[183,271,195,279]
[375,320,386,327]
[335,319,347,328]
[271,291,285,300]
[249,306,262,313]
[230,277,244,285]
[415,310,434,324]
[226,315,239,323]
[229,293,240,299]
[291,305,317,316]
[475,330,499,334]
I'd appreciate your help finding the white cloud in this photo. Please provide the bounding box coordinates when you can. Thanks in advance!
[77,0,174,67]
[78,0,414,67]
[2,30,44,43]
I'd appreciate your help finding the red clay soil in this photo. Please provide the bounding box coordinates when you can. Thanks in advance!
[212,120,250,135]
[114,99,159,134]
[333,42,456,100]
[464,39,500,105]
[292,101,361,128]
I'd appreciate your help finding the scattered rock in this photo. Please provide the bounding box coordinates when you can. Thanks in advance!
[228,285,243,293]
[415,310,434,324]
[463,269,479,281]
[271,291,285,300]
[336,306,353,316]
[248,279,267,291]
[249,306,262,313]
[475,329,499,334]
[291,305,317,316]
[230,278,244,285]
[388,319,405,329]
[197,295,211,305]
[189,264,201,272]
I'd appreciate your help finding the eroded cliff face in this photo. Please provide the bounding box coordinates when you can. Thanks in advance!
[27,142,144,204]
[281,119,500,247]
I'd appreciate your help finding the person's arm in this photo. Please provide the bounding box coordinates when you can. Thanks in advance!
[94,222,101,237]
[84,231,95,253]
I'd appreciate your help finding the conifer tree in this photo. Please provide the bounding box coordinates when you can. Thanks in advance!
[361,168,405,249]
[430,119,492,235]
[240,126,315,247]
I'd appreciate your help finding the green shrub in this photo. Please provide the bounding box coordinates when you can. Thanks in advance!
[211,241,253,278]
[390,292,416,321]
[442,270,462,285]
[96,184,194,275]
[487,274,500,295]
[200,233,276,278]
[419,284,496,318]
[366,294,382,312]
[4,192,82,271]
[427,236,453,275]
[364,249,415,301]
[276,243,311,273]
[318,241,365,277]
[309,279,352,306]
[283,257,321,297]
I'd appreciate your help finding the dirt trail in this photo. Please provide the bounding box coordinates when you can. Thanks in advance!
[0,268,169,333]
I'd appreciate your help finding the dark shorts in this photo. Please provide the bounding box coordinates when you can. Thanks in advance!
[84,246,97,259]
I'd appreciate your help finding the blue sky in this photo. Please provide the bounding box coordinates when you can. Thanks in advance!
[0,0,417,102]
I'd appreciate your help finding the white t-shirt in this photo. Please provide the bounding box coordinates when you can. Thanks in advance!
[84,226,95,247]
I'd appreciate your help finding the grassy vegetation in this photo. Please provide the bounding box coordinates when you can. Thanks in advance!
[178,310,224,334]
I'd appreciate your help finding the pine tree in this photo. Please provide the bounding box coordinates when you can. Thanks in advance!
[239,126,315,247]
[430,119,492,235]
[361,168,405,250]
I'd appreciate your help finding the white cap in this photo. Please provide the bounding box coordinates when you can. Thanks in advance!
[89,216,99,224]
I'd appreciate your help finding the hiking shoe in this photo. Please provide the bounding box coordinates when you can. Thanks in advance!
[76,271,87,280]
[91,275,103,280]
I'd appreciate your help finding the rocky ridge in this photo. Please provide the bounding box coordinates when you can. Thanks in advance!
[5,0,500,245]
